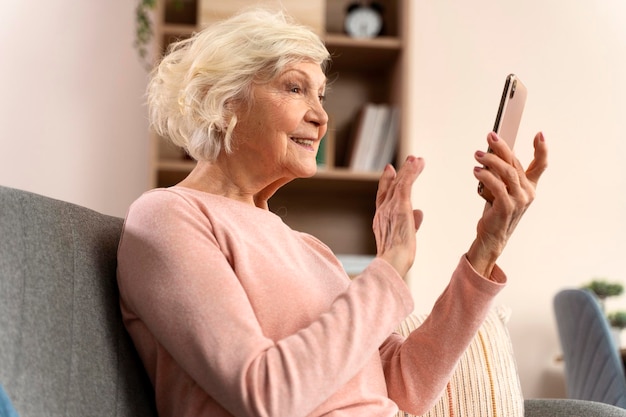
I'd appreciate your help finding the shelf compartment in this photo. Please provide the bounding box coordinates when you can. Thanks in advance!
[325,0,401,38]
[164,0,198,25]
[270,176,378,255]
[199,0,325,35]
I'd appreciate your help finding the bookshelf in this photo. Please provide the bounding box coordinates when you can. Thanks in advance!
[151,0,410,259]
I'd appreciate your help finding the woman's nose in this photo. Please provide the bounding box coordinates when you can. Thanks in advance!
[306,99,329,127]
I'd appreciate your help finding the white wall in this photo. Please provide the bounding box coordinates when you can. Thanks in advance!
[0,1,150,217]
[405,1,626,398]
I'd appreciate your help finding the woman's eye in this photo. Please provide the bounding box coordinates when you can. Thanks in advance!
[318,94,326,103]
[289,85,301,94]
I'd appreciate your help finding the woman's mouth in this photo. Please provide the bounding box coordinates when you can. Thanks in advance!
[290,137,315,150]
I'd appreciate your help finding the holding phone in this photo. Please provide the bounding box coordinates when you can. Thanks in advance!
[477,74,527,203]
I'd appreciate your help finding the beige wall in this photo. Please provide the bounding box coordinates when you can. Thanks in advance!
[405,1,626,398]
[0,1,150,217]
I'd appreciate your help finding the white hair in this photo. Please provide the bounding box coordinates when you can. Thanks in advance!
[147,8,330,161]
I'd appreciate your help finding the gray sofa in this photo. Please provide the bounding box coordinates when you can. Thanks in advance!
[0,185,624,417]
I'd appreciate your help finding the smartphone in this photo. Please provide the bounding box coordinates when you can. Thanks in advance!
[477,74,527,203]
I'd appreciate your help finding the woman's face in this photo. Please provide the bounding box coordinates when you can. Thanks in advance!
[232,61,328,182]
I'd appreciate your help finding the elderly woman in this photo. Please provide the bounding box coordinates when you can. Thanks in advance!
[117,8,547,417]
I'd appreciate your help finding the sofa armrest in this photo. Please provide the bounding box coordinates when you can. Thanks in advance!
[525,399,626,416]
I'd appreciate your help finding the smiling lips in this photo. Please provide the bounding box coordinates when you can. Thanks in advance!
[290,137,316,149]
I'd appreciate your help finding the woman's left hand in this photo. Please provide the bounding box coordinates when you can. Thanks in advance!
[469,131,548,277]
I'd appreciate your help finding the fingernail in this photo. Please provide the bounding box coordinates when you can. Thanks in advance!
[475,150,485,158]
[539,132,545,142]
[489,132,499,142]
[406,155,417,165]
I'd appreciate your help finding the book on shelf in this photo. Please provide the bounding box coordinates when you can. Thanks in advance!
[316,134,328,167]
[347,104,379,171]
[372,106,400,172]
[347,103,399,172]
[316,117,335,168]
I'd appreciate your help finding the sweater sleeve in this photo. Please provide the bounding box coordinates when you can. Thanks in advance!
[379,256,507,415]
[117,190,414,417]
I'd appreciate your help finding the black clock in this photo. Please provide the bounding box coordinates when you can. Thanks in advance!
[344,2,384,39]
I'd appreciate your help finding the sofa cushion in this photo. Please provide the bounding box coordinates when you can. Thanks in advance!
[395,306,524,417]
[524,398,626,417]
[0,186,156,417]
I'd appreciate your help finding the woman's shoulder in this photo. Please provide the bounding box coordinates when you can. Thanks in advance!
[127,186,284,227]
[130,186,253,213]
[124,187,196,220]
[132,186,186,204]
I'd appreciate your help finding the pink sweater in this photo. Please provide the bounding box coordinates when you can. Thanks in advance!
[117,187,506,417]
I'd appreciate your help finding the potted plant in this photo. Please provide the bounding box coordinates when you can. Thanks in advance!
[608,311,626,347]
[582,279,624,312]
[134,0,189,68]
[135,0,157,64]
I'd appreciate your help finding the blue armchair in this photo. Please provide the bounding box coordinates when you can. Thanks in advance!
[554,288,626,408]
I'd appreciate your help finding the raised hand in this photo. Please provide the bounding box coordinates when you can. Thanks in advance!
[469,131,548,277]
[373,156,425,278]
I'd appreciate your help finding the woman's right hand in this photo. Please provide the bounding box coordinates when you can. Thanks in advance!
[468,131,548,277]
[373,156,425,278]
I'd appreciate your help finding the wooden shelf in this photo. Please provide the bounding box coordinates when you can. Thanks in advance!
[313,168,381,181]
[324,33,402,49]
[157,159,196,172]
[162,23,196,35]
[156,159,382,181]
[325,34,402,71]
